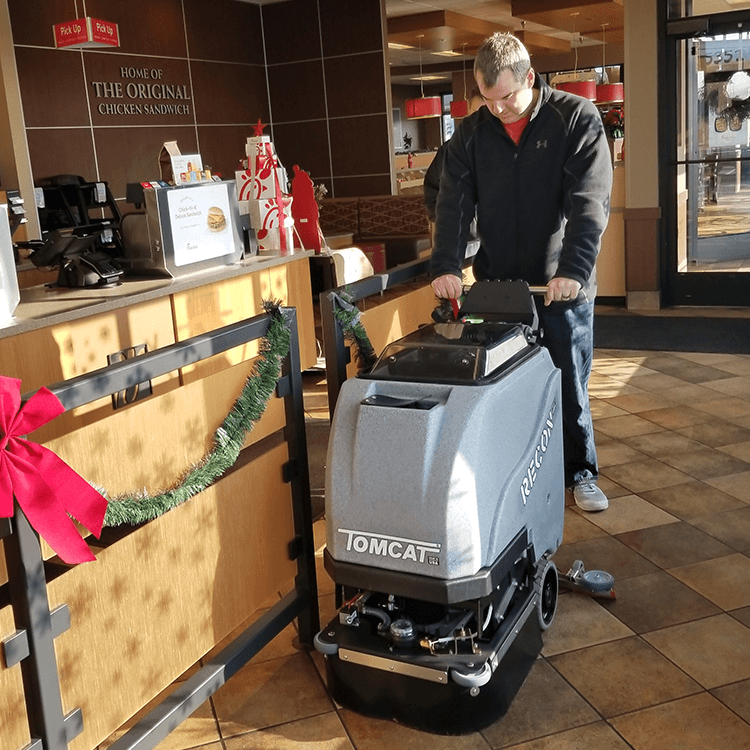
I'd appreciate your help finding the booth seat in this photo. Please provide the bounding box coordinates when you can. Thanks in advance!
[318,195,432,269]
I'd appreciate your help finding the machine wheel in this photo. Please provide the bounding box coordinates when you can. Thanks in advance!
[535,558,558,631]
[451,662,493,688]
[582,569,615,592]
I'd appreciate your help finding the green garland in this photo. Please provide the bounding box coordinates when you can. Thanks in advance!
[328,291,377,372]
[101,302,291,527]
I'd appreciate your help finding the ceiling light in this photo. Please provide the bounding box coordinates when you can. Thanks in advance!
[405,35,442,120]
[388,42,414,50]
[433,50,462,57]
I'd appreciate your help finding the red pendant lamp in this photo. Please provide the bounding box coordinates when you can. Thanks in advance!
[557,80,597,100]
[595,24,624,104]
[406,35,441,120]
[450,44,470,119]
[555,23,596,101]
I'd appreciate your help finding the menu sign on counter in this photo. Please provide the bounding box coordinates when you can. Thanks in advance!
[167,183,235,267]
[122,182,244,278]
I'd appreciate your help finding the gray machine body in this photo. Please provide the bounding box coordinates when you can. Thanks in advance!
[326,344,564,584]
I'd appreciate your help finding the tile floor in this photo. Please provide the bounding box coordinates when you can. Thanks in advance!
[102,338,750,749]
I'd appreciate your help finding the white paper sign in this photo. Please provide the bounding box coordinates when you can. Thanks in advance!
[166,183,234,267]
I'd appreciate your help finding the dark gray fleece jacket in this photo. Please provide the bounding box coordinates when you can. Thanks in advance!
[431,75,612,304]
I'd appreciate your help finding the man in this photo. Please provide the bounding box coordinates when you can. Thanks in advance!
[430,32,612,512]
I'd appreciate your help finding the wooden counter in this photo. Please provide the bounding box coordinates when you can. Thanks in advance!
[0,252,317,750]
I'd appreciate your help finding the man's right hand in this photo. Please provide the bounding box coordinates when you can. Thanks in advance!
[431,274,463,299]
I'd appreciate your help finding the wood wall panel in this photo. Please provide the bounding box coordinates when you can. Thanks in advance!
[47,446,296,750]
[0,604,30,750]
[0,297,178,444]
[39,357,286,504]
[172,257,315,381]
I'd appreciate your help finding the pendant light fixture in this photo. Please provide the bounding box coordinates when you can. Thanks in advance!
[405,35,442,119]
[595,23,624,104]
[450,44,470,119]
[556,15,597,100]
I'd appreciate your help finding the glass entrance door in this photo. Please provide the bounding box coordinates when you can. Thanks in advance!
[666,12,750,305]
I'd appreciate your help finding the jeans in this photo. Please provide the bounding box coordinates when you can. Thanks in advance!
[534,299,598,487]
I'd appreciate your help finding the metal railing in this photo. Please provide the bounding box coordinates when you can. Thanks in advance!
[2,307,319,750]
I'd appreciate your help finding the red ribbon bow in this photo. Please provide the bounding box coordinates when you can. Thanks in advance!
[0,376,108,563]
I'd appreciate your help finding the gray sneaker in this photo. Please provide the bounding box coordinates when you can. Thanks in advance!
[572,481,608,512]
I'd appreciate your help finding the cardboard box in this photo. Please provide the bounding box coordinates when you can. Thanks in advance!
[236,167,288,204]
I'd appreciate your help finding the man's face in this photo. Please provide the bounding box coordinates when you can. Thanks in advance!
[476,68,535,124]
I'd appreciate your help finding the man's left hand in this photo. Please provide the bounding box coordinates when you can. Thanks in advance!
[545,277,582,306]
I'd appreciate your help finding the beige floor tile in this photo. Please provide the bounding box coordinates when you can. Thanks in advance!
[654,383,728,404]
[479,659,599,749]
[594,474,632,500]
[596,442,647,467]
[562,507,608,544]
[621,431,705,457]
[622,372,690,392]
[548,636,701,718]
[601,458,691,494]
[676,419,750,448]
[712,678,750,724]
[576,495,678,535]
[729,412,750,430]
[615,521,734,570]
[713,357,750,376]
[590,400,630,420]
[98,688,220,750]
[719,439,750,462]
[690,505,750,552]
[593,414,664,440]
[732,606,750,628]
[592,360,656,377]
[643,614,750,689]
[673,352,742,365]
[670,553,750,610]
[705,471,750,502]
[636,405,711,430]
[702,376,750,398]
[553,534,659,582]
[588,379,645,399]
[600,392,676,414]
[541,593,633,657]
[223,712,353,749]
[690,396,750,419]
[659,447,750,480]
[501,721,633,750]
[604,571,720,634]
[203,610,303,666]
[212,652,333,737]
[640,480,747,520]
[610,692,750,750]
[338,707,489,749]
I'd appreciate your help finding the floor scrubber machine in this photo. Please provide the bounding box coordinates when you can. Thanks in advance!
[314,280,567,734]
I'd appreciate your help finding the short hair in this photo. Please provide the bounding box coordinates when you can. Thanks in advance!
[474,33,531,89]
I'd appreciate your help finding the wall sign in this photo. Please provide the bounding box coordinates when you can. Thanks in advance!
[53,17,119,49]
[90,67,193,117]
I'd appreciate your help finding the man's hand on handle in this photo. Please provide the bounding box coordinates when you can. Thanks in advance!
[544,277,582,306]
[432,274,582,306]
[431,274,464,299]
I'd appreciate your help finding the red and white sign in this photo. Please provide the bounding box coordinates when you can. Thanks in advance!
[54,17,120,49]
